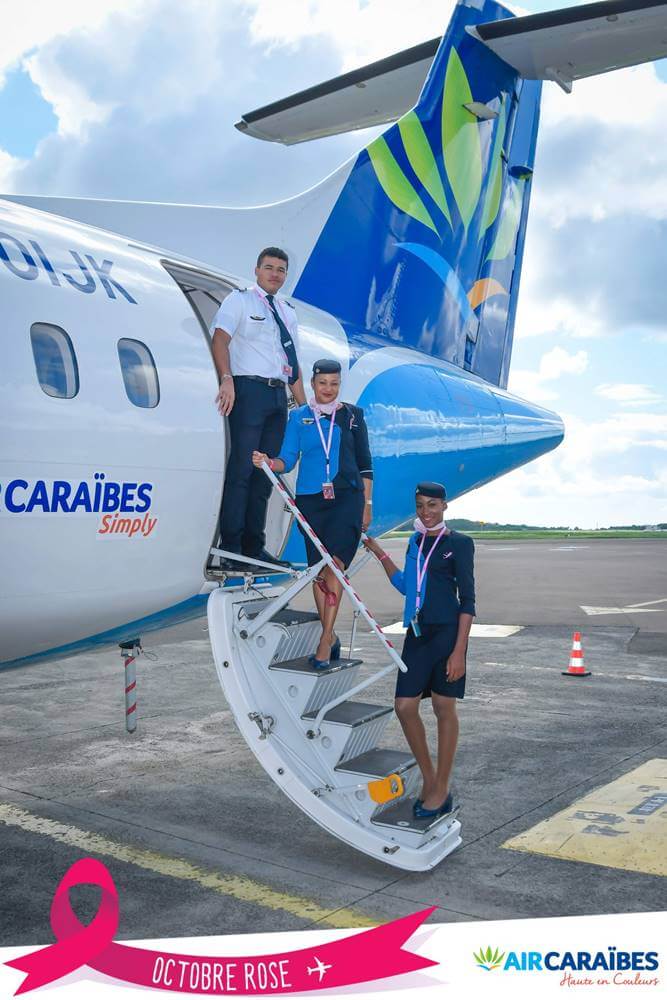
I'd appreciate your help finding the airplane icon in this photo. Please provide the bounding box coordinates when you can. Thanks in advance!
[307,957,332,982]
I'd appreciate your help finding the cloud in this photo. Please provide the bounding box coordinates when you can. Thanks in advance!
[0,148,21,190]
[245,0,453,68]
[515,61,667,344]
[595,383,663,407]
[459,409,667,527]
[509,346,588,402]
[0,0,142,86]
[3,0,391,203]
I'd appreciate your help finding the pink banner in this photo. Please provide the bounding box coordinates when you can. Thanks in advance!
[6,859,438,995]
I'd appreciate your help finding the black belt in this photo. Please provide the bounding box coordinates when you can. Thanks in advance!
[235,375,285,388]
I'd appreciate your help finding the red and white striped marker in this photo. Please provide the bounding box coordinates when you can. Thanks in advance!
[120,642,139,731]
[562,631,591,677]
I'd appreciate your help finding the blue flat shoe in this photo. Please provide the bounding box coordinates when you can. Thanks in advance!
[413,791,453,820]
[412,798,423,816]
[330,637,341,661]
[308,655,331,670]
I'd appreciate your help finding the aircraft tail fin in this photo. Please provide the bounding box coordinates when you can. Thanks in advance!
[292,0,539,387]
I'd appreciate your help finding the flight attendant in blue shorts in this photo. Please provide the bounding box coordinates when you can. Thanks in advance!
[364,482,475,819]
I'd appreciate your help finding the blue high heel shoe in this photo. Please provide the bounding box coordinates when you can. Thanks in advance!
[413,791,453,820]
[308,655,330,669]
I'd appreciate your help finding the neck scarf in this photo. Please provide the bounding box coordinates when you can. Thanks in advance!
[309,396,340,416]
[414,516,448,534]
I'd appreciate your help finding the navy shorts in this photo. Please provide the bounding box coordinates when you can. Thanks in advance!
[395,623,466,700]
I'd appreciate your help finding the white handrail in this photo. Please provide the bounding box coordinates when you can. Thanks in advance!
[260,462,407,675]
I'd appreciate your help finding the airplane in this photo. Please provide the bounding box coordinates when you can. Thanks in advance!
[306,958,332,982]
[2,0,666,674]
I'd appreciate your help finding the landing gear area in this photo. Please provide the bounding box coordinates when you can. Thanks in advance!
[205,465,461,871]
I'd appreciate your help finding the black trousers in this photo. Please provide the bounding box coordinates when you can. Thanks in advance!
[220,377,287,555]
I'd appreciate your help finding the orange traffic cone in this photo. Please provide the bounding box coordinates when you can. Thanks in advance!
[562,632,591,677]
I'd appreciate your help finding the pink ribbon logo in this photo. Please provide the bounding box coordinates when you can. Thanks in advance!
[6,859,439,995]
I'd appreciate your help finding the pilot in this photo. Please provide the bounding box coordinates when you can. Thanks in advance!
[363,482,475,819]
[211,247,306,567]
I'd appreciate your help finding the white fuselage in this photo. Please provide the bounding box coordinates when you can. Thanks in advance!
[0,199,350,665]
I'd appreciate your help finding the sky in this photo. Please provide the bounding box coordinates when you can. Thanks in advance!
[1,0,666,528]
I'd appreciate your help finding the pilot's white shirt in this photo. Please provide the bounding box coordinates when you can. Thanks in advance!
[210,283,299,382]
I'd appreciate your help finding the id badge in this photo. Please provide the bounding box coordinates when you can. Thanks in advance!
[322,481,335,500]
[411,616,422,638]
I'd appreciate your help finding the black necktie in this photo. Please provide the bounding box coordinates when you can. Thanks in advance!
[266,294,299,385]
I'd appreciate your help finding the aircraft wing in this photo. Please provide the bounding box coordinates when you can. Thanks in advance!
[234,37,439,144]
[472,0,667,92]
[237,0,667,143]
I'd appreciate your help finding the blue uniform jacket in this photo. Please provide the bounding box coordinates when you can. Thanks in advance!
[278,403,373,495]
[390,530,476,627]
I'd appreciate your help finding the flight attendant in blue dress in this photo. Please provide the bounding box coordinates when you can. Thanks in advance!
[364,482,475,819]
[252,359,373,667]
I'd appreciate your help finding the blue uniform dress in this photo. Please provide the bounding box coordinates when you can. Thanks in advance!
[277,403,373,568]
[390,530,476,699]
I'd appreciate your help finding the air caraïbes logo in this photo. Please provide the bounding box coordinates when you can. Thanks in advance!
[472,947,660,987]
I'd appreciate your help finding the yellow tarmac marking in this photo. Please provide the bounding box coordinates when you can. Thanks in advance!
[0,803,375,928]
[503,758,667,877]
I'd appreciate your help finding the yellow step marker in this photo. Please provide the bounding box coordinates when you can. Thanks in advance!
[368,773,404,804]
[503,758,667,877]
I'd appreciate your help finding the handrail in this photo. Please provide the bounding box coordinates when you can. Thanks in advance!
[260,462,407,677]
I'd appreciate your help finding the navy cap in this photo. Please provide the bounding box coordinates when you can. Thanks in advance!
[312,358,342,376]
[415,481,447,500]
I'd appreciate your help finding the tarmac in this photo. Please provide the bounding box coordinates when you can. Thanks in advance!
[0,538,665,946]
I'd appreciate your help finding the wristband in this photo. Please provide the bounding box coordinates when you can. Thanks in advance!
[267,458,274,471]
[220,374,233,381]
[379,552,389,562]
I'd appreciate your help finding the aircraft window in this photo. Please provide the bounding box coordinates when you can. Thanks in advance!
[117,338,160,408]
[30,323,79,398]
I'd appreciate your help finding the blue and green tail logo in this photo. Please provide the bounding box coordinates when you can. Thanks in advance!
[365,45,523,318]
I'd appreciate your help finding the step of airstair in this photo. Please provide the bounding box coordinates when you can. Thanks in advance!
[334,747,415,778]
[270,655,363,716]
[372,799,461,847]
[302,700,393,766]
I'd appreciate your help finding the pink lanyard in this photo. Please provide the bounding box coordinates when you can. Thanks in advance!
[415,526,448,612]
[313,408,336,482]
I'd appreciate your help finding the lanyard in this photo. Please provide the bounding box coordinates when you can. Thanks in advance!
[254,287,288,326]
[415,525,449,612]
[313,408,337,482]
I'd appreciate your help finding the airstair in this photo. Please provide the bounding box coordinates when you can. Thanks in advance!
[206,464,461,871]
